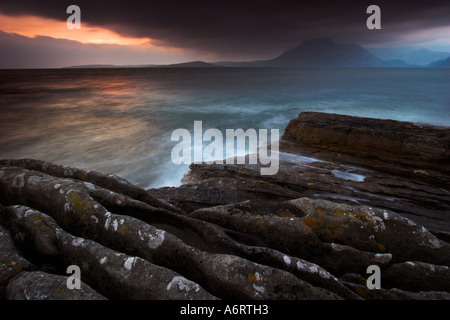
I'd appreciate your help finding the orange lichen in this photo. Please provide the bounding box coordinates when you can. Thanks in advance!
[67,192,95,213]
[334,209,347,215]
[354,285,368,298]
[29,214,43,222]
[303,216,316,228]
[248,274,259,283]
[277,210,296,218]
[256,220,266,229]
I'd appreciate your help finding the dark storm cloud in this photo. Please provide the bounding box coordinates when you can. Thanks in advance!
[1,0,449,59]
[0,31,198,68]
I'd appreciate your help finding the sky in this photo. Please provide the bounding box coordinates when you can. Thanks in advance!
[0,0,449,68]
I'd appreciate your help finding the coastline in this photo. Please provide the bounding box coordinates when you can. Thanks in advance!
[1,112,449,300]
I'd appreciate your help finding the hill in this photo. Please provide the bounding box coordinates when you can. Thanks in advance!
[64,39,423,69]
[162,61,220,68]
[427,57,450,67]
[257,38,386,67]
[402,49,450,66]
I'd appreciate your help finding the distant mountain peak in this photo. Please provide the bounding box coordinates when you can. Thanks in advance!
[415,48,433,53]
[287,38,339,52]
[427,56,450,67]
[301,37,336,45]
[370,47,450,66]
[165,61,218,67]
[264,37,385,67]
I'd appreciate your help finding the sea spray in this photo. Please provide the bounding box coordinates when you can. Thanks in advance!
[171,121,280,175]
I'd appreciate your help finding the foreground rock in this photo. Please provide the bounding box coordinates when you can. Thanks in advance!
[2,205,216,300]
[1,158,449,300]
[0,160,340,300]
[1,112,449,300]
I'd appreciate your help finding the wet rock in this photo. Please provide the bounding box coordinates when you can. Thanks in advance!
[6,271,106,300]
[383,261,450,292]
[0,224,34,298]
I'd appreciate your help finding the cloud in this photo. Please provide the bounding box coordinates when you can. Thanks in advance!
[1,0,449,65]
[0,13,153,45]
[0,31,200,68]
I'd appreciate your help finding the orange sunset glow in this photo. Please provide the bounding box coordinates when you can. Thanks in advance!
[0,13,153,46]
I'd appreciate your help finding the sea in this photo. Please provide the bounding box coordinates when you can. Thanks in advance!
[0,67,449,189]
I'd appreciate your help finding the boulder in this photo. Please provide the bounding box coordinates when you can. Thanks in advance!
[6,271,106,300]
[0,224,34,298]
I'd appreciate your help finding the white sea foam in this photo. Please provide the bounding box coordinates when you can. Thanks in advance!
[331,170,366,182]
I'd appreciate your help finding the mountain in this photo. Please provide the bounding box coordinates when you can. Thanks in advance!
[213,60,257,67]
[368,47,413,61]
[64,39,429,69]
[383,59,420,68]
[427,57,450,67]
[64,64,158,68]
[369,48,450,66]
[254,38,386,67]
[63,61,219,69]
[218,38,420,67]
[162,61,220,68]
[401,49,450,66]
[64,64,121,68]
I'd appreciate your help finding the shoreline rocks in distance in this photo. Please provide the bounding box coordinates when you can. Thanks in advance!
[281,112,450,186]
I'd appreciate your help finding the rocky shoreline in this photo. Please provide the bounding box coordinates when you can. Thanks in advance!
[1,112,449,300]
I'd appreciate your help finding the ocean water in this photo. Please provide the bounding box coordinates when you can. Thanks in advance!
[0,67,449,188]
